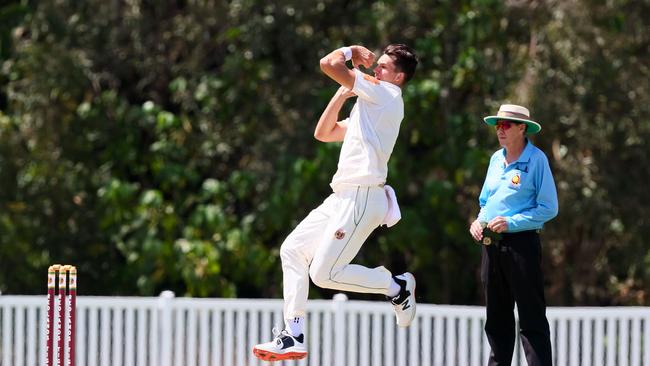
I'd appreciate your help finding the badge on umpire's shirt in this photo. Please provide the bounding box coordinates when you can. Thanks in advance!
[511,173,520,185]
[334,229,346,240]
[509,171,521,189]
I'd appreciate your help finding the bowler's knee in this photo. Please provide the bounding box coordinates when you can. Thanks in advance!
[309,263,332,288]
[279,238,299,264]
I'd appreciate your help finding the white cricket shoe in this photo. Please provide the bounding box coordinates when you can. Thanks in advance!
[390,272,417,327]
[252,328,307,361]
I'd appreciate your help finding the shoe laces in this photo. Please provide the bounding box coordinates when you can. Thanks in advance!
[272,327,291,339]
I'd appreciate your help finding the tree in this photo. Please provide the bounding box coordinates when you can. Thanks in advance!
[1,0,648,306]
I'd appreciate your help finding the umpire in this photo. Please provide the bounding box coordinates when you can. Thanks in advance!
[469,104,558,366]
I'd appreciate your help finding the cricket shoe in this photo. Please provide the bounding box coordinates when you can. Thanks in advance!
[390,272,416,327]
[252,328,307,361]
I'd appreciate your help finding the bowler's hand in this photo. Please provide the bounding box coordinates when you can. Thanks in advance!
[350,45,375,69]
[469,219,484,241]
[335,85,356,100]
[487,216,509,233]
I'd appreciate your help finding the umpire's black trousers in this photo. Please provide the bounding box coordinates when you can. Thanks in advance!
[481,230,552,366]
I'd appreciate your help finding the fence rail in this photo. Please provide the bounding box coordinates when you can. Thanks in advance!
[1,292,650,366]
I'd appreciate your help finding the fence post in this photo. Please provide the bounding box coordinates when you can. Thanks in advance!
[2,292,12,366]
[158,290,175,366]
[332,293,348,366]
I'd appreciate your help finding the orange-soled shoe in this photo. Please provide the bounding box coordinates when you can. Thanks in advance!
[252,328,307,362]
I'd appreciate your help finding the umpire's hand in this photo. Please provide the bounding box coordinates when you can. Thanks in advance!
[469,219,483,241]
[487,216,509,233]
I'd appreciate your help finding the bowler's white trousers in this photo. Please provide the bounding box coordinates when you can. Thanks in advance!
[280,185,392,319]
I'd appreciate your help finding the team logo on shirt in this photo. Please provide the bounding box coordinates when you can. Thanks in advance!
[511,173,521,185]
[363,74,380,85]
[334,229,346,240]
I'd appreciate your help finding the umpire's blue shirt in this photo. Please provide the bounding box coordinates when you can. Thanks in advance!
[477,140,558,232]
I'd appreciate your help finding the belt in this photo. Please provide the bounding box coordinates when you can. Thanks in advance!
[481,228,540,246]
[501,229,541,239]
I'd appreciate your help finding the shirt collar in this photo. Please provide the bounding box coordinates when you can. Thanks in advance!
[382,80,402,94]
[354,69,402,94]
[499,139,534,166]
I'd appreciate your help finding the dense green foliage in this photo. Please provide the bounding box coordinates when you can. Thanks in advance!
[1,0,648,305]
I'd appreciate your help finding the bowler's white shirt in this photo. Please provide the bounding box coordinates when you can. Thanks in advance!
[330,69,404,191]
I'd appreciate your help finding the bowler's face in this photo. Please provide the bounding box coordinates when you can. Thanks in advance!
[374,55,403,86]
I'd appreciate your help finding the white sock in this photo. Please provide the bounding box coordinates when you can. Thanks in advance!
[387,278,402,297]
[285,317,304,337]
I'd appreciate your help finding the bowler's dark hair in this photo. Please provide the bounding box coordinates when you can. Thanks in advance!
[383,44,418,83]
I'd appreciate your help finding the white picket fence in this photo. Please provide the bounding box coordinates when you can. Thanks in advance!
[1,291,650,366]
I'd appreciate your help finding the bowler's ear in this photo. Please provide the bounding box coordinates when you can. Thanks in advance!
[395,72,405,86]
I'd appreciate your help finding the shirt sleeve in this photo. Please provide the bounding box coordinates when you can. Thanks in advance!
[352,69,397,105]
[477,181,489,223]
[477,153,498,223]
[506,153,559,231]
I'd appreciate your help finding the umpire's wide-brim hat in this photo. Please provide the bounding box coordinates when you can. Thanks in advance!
[483,104,541,135]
